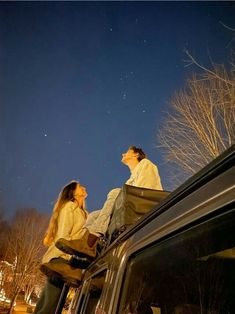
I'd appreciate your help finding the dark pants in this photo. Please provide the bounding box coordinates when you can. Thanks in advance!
[34,279,64,314]
[34,258,64,314]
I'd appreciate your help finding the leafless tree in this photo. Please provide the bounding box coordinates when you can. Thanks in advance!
[5,208,48,314]
[158,57,235,187]
[0,209,8,258]
[0,205,10,301]
[23,269,46,303]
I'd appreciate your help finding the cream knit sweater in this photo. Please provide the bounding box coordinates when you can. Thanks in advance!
[125,158,162,190]
[42,201,87,263]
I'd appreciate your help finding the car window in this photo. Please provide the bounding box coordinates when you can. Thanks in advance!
[118,209,235,314]
[78,270,107,314]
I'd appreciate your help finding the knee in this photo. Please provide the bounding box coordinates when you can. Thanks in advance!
[107,188,121,199]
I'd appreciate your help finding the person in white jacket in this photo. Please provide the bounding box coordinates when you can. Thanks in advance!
[55,146,162,261]
[34,181,88,314]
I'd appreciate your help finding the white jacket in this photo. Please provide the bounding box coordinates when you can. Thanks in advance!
[125,158,162,190]
[42,201,87,263]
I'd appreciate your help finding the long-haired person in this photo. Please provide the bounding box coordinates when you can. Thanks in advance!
[34,181,88,314]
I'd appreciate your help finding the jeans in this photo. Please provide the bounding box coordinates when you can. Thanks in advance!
[34,259,64,314]
[85,188,121,236]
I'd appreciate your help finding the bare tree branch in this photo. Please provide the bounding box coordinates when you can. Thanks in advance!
[184,50,235,87]
[219,21,235,32]
[157,61,235,188]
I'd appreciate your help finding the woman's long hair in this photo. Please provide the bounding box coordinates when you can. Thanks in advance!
[43,181,82,246]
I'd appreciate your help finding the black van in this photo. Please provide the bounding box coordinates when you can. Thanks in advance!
[67,145,235,314]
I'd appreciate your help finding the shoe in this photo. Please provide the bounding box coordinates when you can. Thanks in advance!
[56,229,98,258]
[40,261,82,287]
[70,256,93,269]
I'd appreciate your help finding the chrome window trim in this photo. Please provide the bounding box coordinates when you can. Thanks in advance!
[105,242,132,313]
[75,265,109,313]
[83,264,108,282]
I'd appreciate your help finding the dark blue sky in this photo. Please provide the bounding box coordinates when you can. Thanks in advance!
[1,1,234,218]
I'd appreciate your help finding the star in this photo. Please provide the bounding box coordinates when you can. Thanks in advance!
[44,134,48,137]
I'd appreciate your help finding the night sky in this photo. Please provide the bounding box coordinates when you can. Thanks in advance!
[1,2,234,219]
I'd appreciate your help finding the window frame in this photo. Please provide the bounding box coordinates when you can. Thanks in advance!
[74,266,108,314]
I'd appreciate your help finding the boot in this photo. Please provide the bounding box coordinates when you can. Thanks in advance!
[56,229,99,258]
[40,260,82,287]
